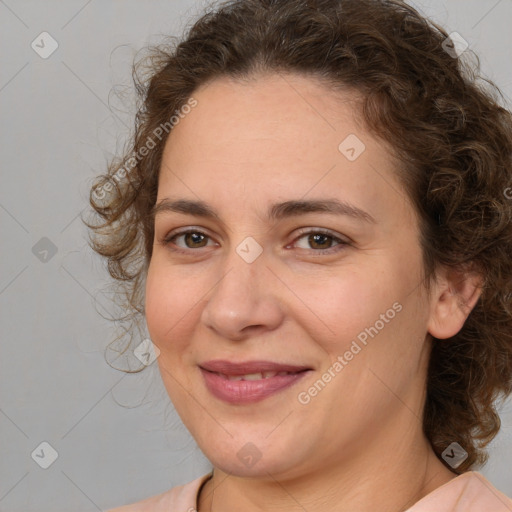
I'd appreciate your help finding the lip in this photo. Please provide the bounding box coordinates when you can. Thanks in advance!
[200,359,311,375]
[199,360,312,405]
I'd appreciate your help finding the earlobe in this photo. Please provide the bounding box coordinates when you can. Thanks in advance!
[427,265,483,340]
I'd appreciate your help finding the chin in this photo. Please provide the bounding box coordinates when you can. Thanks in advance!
[197,432,311,479]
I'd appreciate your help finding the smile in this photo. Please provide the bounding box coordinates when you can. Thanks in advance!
[216,371,298,381]
[199,360,312,404]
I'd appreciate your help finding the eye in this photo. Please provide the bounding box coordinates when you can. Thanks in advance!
[160,227,349,255]
[291,229,348,253]
[161,229,216,251]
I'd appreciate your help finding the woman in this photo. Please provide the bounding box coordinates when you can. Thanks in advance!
[88,0,512,510]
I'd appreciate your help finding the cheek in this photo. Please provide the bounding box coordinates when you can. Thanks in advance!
[289,266,400,351]
[144,262,198,354]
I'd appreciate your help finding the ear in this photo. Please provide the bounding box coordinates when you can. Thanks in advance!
[427,265,483,339]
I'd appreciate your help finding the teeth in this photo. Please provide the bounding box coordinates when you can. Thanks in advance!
[226,375,245,381]
[241,372,263,381]
[223,371,293,381]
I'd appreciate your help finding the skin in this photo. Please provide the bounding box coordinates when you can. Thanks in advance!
[145,72,482,512]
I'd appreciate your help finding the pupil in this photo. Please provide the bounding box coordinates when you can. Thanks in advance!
[309,233,331,249]
[186,232,205,247]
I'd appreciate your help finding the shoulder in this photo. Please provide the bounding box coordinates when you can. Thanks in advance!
[408,471,512,512]
[106,473,212,512]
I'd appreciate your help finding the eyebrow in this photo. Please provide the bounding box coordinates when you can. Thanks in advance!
[150,198,376,224]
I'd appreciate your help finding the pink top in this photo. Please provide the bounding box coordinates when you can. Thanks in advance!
[107,471,512,511]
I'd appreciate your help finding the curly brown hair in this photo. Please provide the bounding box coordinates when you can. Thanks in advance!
[85,0,512,472]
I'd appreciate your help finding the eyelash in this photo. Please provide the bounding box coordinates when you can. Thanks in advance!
[160,227,349,256]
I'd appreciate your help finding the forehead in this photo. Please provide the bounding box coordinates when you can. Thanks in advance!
[157,73,409,222]
[167,72,363,157]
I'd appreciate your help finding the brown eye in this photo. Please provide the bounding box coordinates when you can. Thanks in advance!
[307,233,333,250]
[293,230,346,252]
[183,232,208,248]
[163,230,214,250]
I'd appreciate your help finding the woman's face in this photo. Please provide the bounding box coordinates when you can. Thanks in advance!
[145,73,438,478]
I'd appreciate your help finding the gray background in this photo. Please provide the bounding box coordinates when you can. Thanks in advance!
[1,1,511,510]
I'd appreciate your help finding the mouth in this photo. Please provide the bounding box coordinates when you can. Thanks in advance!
[211,370,304,381]
[199,360,312,404]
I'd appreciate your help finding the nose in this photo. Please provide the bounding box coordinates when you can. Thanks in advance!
[200,248,285,341]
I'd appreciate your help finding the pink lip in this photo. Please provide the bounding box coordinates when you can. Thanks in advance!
[199,360,312,405]
[200,360,311,375]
